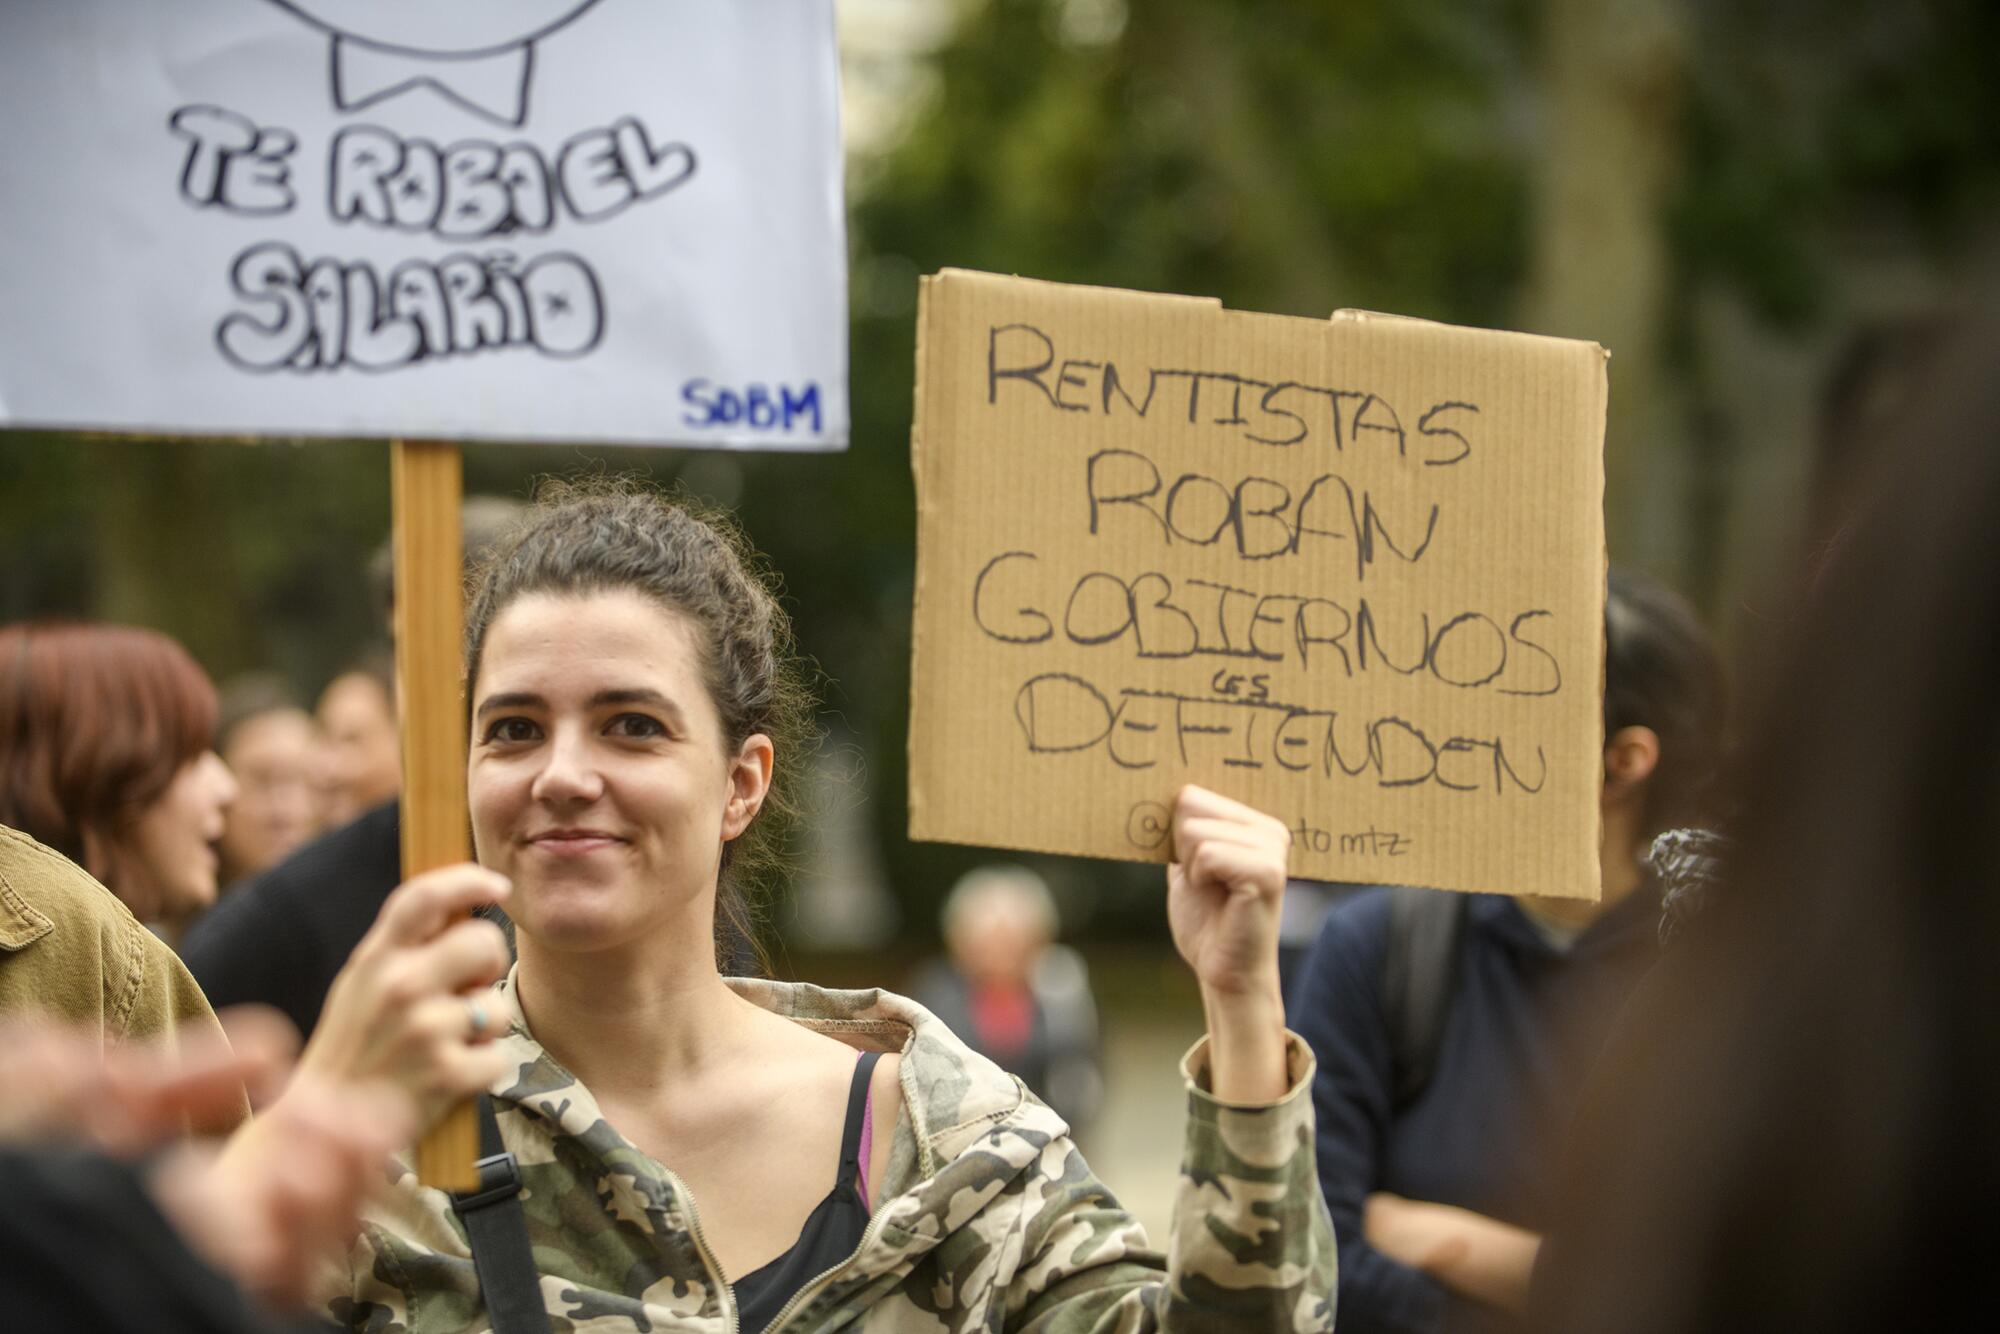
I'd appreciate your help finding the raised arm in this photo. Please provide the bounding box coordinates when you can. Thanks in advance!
[1164,784,1292,1101]
[1000,785,1336,1332]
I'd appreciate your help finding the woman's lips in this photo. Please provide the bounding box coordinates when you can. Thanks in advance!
[527,831,625,856]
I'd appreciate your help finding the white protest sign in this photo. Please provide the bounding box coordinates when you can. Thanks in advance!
[0,0,847,448]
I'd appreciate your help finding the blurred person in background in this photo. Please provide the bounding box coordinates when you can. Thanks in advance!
[185,498,524,1038]
[1531,301,2000,1334]
[315,652,400,829]
[0,621,239,942]
[214,673,324,888]
[1278,878,1365,999]
[910,863,1103,1136]
[314,496,531,832]
[1291,567,1726,1334]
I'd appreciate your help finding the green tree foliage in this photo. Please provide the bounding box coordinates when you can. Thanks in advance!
[856,0,1533,323]
[1671,0,2000,329]
[0,433,391,694]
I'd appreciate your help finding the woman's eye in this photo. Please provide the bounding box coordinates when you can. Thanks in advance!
[484,717,540,744]
[608,713,666,739]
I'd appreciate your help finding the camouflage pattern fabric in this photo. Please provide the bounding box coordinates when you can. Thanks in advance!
[328,971,1336,1333]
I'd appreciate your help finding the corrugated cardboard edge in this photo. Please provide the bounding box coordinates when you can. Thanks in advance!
[907,274,936,838]
[1335,307,1617,366]
[935,267,1224,310]
[1330,308,1441,325]
[1585,342,1612,902]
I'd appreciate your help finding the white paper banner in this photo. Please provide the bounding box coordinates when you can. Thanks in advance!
[0,1,848,449]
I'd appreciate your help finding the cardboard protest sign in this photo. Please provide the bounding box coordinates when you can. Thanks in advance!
[909,270,1608,898]
[0,0,846,449]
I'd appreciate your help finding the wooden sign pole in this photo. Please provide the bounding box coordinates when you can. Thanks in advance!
[390,439,480,1192]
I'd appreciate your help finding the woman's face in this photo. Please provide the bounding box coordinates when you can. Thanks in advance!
[120,751,238,922]
[467,590,771,956]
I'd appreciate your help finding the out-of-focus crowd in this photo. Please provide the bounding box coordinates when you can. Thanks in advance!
[0,619,400,924]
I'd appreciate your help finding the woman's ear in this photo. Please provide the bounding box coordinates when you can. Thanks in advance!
[1603,725,1662,803]
[721,733,775,842]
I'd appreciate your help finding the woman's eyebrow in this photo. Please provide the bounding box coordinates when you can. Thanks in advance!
[474,688,686,722]
[590,688,686,721]
[474,691,545,719]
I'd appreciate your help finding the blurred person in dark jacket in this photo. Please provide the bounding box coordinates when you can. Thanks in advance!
[1291,568,1726,1334]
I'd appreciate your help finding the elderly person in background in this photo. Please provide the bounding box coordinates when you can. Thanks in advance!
[214,673,325,888]
[314,654,401,829]
[910,864,1104,1136]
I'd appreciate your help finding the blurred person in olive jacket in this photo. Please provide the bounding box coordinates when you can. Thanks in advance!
[0,821,230,1060]
[0,621,239,944]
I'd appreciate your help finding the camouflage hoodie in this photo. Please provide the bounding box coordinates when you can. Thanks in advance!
[329,972,1336,1333]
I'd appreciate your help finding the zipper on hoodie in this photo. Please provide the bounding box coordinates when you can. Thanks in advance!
[663,1164,739,1334]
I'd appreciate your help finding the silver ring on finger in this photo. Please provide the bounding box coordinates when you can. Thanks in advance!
[465,996,490,1039]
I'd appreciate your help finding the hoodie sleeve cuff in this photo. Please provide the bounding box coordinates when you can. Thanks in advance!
[1180,1030,1316,1112]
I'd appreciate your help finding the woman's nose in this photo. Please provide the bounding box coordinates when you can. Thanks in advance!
[531,730,604,804]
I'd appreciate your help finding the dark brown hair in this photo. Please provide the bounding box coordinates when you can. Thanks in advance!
[1604,566,1728,836]
[0,622,218,871]
[463,479,817,971]
[1534,301,2000,1333]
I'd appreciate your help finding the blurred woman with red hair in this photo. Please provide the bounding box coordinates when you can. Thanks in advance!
[0,621,238,935]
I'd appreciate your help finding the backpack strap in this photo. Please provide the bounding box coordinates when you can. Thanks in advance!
[449,1095,553,1334]
[1383,888,1469,1113]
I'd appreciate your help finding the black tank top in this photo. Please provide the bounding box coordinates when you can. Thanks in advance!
[731,1050,881,1333]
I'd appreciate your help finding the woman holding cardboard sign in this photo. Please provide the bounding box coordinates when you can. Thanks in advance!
[295,481,1334,1334]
